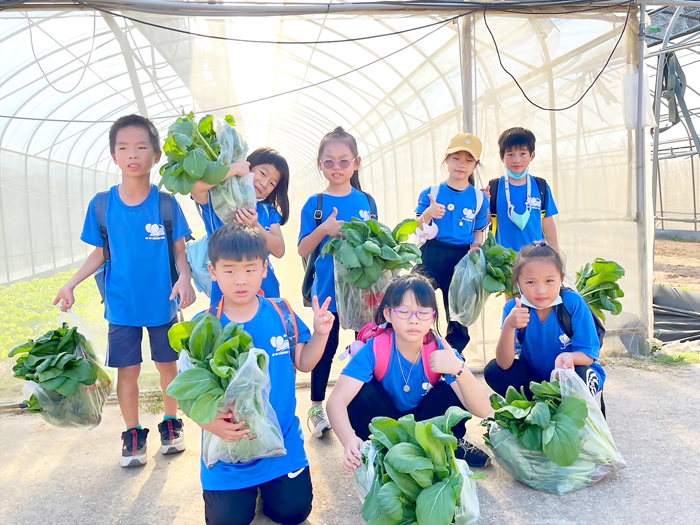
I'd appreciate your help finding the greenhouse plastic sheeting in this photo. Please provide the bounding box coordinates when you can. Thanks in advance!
[653,284,700,343]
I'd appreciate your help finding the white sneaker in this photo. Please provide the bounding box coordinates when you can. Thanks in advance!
[308,405,332,438]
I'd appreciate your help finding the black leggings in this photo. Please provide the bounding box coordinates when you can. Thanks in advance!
[347,379,467,441]
[310,316,340,402]
[203,467,312,525]
[484,358,606,416]
[413,239,471,352]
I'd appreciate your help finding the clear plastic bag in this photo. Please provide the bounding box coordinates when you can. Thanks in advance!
[449,250,488,327]
[210,125,255,224]
[23,311,113,429]
[334,261,391,331]
[488,369,626,495]
[201,347,286,468]
[187,235,212,297]
[354,440,382,503]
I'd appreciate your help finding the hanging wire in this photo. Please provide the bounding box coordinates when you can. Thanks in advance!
[482,0,634,112]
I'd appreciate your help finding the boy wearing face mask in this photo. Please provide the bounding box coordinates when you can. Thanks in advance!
[486,128,559,253]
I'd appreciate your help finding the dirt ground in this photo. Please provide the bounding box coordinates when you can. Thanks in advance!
[654,239,700,292]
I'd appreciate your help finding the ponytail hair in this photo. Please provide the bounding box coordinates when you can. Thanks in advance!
[511,241,566,285]
[318,126,363,191]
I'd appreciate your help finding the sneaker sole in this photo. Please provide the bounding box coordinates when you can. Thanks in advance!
[314,426,332,439]
[160,442,187,455]
[120,455,147,468]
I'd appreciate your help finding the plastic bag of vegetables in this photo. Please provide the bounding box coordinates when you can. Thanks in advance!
[10,310,113,428]
[167,314,285,468]
[334,261,391,332]
[210,125,257,224]
[353,408,481,525]
[187,235,212,297]
[483,369,626,495]
[448,250,489,327]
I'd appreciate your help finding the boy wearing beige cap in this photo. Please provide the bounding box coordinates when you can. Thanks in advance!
[414,133,489,351]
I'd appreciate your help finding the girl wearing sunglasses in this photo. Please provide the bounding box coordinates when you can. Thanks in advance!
[326,275,492,470]
[298,127,379,440]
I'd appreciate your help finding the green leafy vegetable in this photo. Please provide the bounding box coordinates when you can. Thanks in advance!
[575,258,625,321]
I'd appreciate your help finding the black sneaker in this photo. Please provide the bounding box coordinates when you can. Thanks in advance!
[121,427,149,468]
[455,437,491,468]
[158,418,186,455]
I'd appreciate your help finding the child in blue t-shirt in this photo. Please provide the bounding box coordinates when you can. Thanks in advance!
[487,127,559,253]
[198,223,334,525]
[326,274,492,470]
[191,147,291,303]
[414,133,489,352]
[298,126,378,440]
[54,115,196,467]
[484,242,606,413]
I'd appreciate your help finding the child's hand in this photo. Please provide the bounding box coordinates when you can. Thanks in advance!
[426,193,446,221]
[312,296,334,336]
[554,352,575,370]
[170,276,196,309]
[505,298,530,330]
[200,411,251,442]
[430,338,465,376]
[53,285,76,312]
[468,242,482,254]
[481,186,491,199]
[225,159,251,179]
[343,435,365,472]
[322,207,344,238]
[234,207,259,228]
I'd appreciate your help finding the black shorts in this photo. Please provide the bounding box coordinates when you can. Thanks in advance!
[203,466,312,525]
[106,317,178,368]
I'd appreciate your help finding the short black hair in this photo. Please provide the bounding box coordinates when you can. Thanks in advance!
[374,273,440,334]
[109,114,161,155]
[248,147,290,225]
[208,223,269,266]
[498,127,536,158]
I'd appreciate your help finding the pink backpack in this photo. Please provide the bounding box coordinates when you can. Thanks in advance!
[348,323,441,386]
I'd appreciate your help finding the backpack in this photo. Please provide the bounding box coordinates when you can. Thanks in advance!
[207,296,299,365]
[301,191,377,307]
[346,322,441,386]
[517,288,606,348]
[93,190,181,303]
[488,176,548,235]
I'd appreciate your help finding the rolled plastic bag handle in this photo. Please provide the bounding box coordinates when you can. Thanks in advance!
[415,220,438,241]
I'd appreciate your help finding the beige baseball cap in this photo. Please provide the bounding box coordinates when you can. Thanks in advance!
[446,133,482,161]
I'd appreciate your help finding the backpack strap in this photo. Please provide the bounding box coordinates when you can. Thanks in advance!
[360,191,378,220]
[553,288,574,340]
[488,178,500,235]
[373,330,441,386]
[94,191,111,261]
[314,193,324,226]
[206,296,225,319]
[533,176,548,218]
[267,298,299,365]
[158,191,179,288]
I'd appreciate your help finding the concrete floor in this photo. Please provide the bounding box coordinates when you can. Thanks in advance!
[1,363,699,525]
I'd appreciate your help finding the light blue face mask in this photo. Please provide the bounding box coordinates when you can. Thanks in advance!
[505,166,529,180]
[509,208,530,230]
[518,289,564,310]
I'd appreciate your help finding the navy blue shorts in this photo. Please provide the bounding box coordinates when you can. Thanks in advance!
[106,317,178,368]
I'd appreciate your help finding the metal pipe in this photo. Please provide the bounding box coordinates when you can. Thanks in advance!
[648,40,700,57]
[653,216,700,223]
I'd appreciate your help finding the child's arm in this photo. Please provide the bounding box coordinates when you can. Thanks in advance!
[430,338,491,418]
[53,247,106,311]
[170,238,196,309]
[543,216,559,251]
[294,296,334,372]
[327,375,366,472]
[190,159,251,205]
[418,193,445,228]
[554,352,594,370]
[495,298,530,369]
[468,229,485,254]
[298,207,343,258]
[200,410,251,441]
[235,211,285,258]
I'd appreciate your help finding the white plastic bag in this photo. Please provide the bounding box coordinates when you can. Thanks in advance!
[354,440,381,503]
[187,235,212,297]
[449,250,489,327]
[334,261,391,331]
[202,347,286,468]
[454,459,480,525]
[22,311,113,429]
[488,369,626,495]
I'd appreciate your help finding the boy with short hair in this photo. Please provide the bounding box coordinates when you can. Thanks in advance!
[54,114,196,467]
[199,222,334,525]
[488,127,559,252]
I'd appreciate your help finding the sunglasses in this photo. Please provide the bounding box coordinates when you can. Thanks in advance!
[392,308,436,322]
[320,157,358,170]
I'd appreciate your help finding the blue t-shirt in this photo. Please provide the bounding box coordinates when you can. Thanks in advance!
[200,297,312,491]
[341,334,460,413]
[200,200,283,303]
[298,189,377,312]
[495,175,558,252]
[415,183,488,246]
[81,185,191,327]
[503,290,605,390]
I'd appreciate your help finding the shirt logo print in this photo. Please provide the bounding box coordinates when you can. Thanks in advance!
[270,334,290,355]
[145,223,165,240]
[462,208,476,221]
[527,196,542,210]
[358,209,371,221]
[559,333,572,349]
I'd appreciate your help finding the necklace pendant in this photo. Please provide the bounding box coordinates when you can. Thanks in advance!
[459,220,463,226]
[403,385,411,393]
